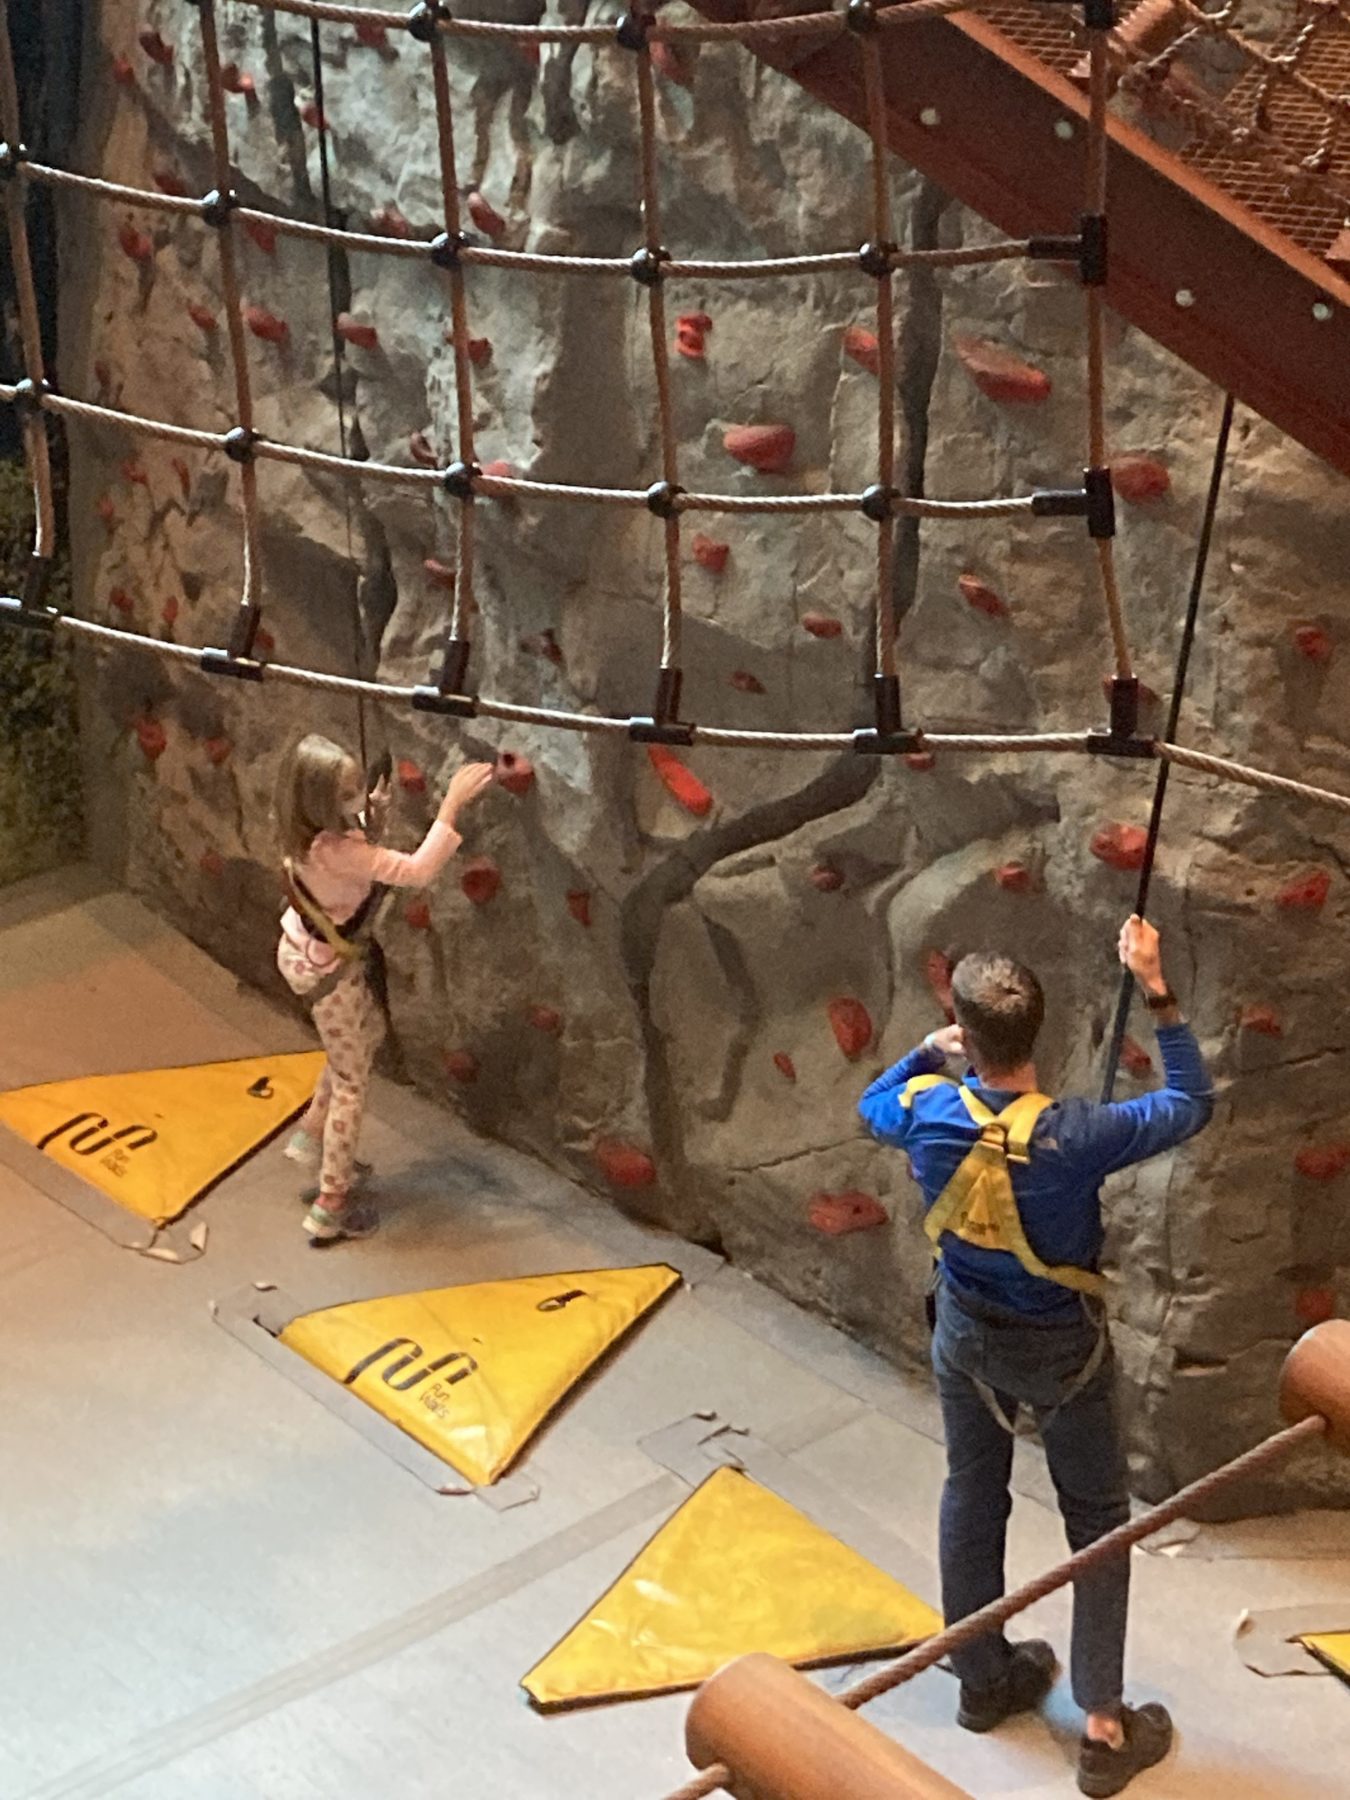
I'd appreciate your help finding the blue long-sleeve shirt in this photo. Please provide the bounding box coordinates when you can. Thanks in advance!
[858,1024,1214,1321]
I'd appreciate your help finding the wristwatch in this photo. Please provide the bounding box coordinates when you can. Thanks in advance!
[1143,987,1178,1012]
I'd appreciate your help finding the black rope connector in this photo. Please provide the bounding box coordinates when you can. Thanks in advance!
[406,1,447,43]
[1087,676,1154,759]
[630,667,695,745]
[860,483,896,523]
[413,635,478,716]
[857,240,896,280]
[0,557,59,635]
[1030,486,1090,518]
[223,426,259,465]
[629,245,670,286]
[614,10,651,50]
[199,188,239,230]
[853,675,920,756]
[645,480,683,520]
[429,230,469,271]
[844,0,879,31]
[1085,464,1116,539]
[0,141,28,180]
[1027,233,1080,262]
[201,603,265,682]
[1079,213,1108,287]
[442,460,479,500]
[1082,0,1117,30]
[11,376,51,415]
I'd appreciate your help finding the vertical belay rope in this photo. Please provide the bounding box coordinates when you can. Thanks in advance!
[859,22,901,732]
[308,16,368,770]
[1099,391,1236,1098]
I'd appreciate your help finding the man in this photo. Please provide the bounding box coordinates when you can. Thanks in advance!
[859,915,1212,1798]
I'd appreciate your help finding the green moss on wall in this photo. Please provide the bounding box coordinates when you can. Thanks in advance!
[0,459,82,883]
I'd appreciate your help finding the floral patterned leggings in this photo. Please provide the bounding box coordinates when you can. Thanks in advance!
[277,937,386,1204]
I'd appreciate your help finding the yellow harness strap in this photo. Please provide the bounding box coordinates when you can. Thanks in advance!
[283,859,363,964]
[902,1075,1106,1299]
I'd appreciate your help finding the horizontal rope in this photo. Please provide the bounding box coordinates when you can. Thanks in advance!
[1158,740,1350,817]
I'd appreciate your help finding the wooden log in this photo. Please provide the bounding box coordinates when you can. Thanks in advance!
[1279,1318,1350,1456]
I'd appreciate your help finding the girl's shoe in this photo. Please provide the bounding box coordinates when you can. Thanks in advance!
[304,1199,379,1244]
[298,1161,371,1206]
[283,1128,321,1168]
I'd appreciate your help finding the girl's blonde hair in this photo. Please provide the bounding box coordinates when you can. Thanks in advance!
[276,734,359,862]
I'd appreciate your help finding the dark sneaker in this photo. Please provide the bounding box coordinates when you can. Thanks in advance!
[299,1161,371,1206]
[957,1638,1058,1733]
[1077,1703,1174,1797]
[304,1201,379,1244]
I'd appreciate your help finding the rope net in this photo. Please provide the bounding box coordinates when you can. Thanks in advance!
[1,0,1350,829]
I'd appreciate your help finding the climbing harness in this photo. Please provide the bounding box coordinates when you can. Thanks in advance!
[903,1073,1109,1431]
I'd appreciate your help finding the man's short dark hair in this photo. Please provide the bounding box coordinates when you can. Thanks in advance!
[950,952,1044,1072]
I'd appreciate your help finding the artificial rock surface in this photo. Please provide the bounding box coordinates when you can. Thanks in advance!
[51,0,1350,1508]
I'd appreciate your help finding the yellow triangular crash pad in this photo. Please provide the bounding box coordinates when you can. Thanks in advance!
[1302,1631,1350,1684]
[279,1264,680,1487]
[521,1466,940,1709]
[0,1051,326,1225]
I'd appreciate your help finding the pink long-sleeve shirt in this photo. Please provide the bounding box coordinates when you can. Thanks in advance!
[280,820,462,963]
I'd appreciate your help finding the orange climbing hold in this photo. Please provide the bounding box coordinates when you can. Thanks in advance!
[370,202,414,239]
[161,596,180,628]
[802,612,842,639]
[994,861,1034,893]
[243,305,289,345]
[204,735,232,765]
[1239,1004,1282,1037]
[528,1005,563,1035]
[404,899,432,931]
[409,430,439,468]
[481,458,521,485]
[134,717,166,761]
[1111,455,1171,503]
[1292,623,1333,663]
[152,166,189,197]
[808,1191,888,1236]
[187,300,218,333]
[466,336,493,366]
[647,745,714,818]
[397,758,426,794]
[336,313,378,351]
[842,324,880,376]
[1090,822,1148,872]
[959,573,1008,619]
[809,863,845,892]
[495,752,536,797]
[566,890,592,927]
[691,535,729,574]
[772,1052,797,1082]
[723,423,795,474]
[594,1139,657,1189]
[244,218,277,255]
[1294,1286,1337,1327]
[461,856,502,905]
[1120,1035,1154,1077]
[443,1048,479,1084]
[118,222,154,265]
[729,669,765,694]
[138,28,174,66]
[423,557,455,591]
[1277,870,1331,912]
[953,334,1050,405]
[827,997,873,1060]
[300,100,327,130]
[1294,1144,1350,1182]
[467,190,507,240]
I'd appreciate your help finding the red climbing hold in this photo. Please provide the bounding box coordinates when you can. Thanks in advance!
[404,898,432,931]
[118,222,154,265]
[517,41,541,67]
[953,334,1051,405]
[802,612,843,639]
[1120,1035,1154,1077]
[187,300,218,333]
[1111,455,1170,504]
[202,734,232,765]
[1295,1144,1350,1182]
[171,457,191,498]
[220,63,256,98]
[461,856,502,905]
[958,573,1009,619]
[354,17,389,47]
[730,669,765,694]
[651,39,694,86]
[843,324,880,376]
[113,54,136,87]
[243,218,277,255]
[481,459,520,485]
[1292,623,1333,664]
[122,459,148,488]
[495,751,536,797]
[300,100,327,130]
[1099,674,1159,708]
[466,336,493,366]
[676,313,711,359]
[93,360,112,390]
[199,850,225,879]
[134,717,167,761]
[723,423,795,474]
[397,758,426,794]
[827,997,873,1060]
[443,1049,479,1084]
[924,949,955,1015]
[138,28,174,66]
[647,744,714,818]
[161,596,180,628]
[809,863,845,892]
[369,202,414,239]
[409,430,439,468]
[1090,822,1148,872]
[1238,1004,1282,1037]
[1277,870,1331,912]
[594,1139,657,1189]
[243,305,289,345]
[467,190,507,240]
[906,750,936,772]
[691,535,729,573]
[96,495,116,530]
[772,1051,797,1082]
[152,167,189,197]
[255,627,276,658]
[520,627,563,665]
[566,889,592,927]
[528,1005,563,1035]
[808,1191,888,1236]
[109,587,134,616]
[994,861,1034,893]
[423,557,456,591]
[1294,1286,1337,1327]
[335,313,379,351]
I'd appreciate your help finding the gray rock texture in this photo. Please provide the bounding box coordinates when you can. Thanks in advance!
[50,0,1350,1510]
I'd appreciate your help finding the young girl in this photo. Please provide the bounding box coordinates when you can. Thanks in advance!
[275,734,494,1243]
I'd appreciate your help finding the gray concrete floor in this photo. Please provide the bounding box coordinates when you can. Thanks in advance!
[2,866,1348,1800]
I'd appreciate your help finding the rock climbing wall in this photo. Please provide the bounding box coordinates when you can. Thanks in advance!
[54,0,1350,1509]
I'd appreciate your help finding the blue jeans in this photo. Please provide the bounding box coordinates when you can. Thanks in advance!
[931,1278,1131,1714]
